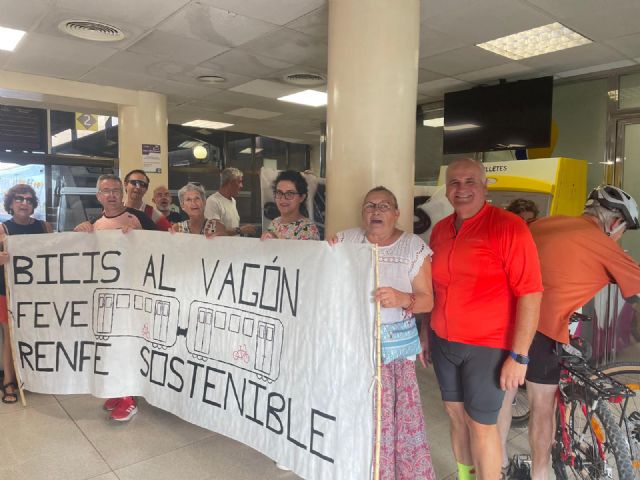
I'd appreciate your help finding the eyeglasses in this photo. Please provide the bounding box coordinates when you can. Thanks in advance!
[14,195,35,205]
[274,190,300,200]
[363,202,394,213]
[127,179,148,188]
[99,189,123,196]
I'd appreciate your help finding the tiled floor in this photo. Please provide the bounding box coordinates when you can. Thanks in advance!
[0,367,533,480]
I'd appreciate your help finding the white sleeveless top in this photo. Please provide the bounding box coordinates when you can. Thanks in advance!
[337,228,432,324]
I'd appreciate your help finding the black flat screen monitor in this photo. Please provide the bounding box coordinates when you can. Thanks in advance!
[443,76,553,154]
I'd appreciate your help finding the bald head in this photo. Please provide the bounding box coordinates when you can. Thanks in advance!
[446,157,486,184]
[445,157,488,220]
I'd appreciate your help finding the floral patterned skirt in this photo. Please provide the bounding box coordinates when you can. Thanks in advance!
[377,359,435,480]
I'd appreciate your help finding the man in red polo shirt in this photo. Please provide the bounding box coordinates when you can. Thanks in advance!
[426,157,543,480]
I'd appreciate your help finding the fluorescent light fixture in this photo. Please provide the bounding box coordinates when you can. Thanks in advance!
[0,26,26,51]
[278,89,327,107]
[476,22,591,60]
[239,147,263,154]
[423,117,444,128]
[444,123,480,132]
[182,120,234,129]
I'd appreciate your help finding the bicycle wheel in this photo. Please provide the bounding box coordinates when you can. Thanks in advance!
[599,362,640,476]
[552,387,634,480]
[511,384,530,428]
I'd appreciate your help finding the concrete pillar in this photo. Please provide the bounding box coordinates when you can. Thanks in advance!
[118,91,169,199]
[325,0,420,235]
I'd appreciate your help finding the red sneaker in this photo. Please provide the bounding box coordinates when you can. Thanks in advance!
[103,397,121,411]
[110,396,137,422]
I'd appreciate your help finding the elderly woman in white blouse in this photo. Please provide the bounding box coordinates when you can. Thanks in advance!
[333,186,435,480]
[172,183,226,237]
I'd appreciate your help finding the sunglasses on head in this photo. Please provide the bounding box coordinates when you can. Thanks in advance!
[128,179,148,188]
[14,195,35,205]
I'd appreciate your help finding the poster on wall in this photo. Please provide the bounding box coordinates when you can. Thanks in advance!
[7,231,376,480]
[142,144,162,173]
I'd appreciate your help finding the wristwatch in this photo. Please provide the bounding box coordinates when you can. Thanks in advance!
[509,351,530,365]
[234,227,242,236]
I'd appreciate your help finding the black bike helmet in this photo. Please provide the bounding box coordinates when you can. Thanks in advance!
[585,185,640,230]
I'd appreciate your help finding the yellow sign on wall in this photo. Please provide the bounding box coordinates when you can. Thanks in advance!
[75,113,98,131]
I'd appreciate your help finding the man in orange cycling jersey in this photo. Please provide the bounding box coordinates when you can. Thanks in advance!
[524,185,640,480]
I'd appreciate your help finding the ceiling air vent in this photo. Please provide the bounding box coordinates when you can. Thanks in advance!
[58,20,125,42]
[282,72,326,86]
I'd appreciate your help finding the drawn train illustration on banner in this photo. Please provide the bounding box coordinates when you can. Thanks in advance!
[92,288,284,383]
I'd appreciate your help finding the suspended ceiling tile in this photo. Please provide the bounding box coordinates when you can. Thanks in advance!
[80,67,160,91]
[426,0,555,46]
[554,60,636,78]
[99,50,184,78]
[158,3,279,48]
[521,43,627,73]
[605,33,640,59]
[52,0,191,28]
[33,7,148,50]
[202,50,292,78]
[199,0,325,26]
[238,28,328,69]
[0,0,50,30]
[230,79,302,99]
[194,93,264,114]
[152,79,222,99]
[561,5,640,42]
[418,68,445,83]
[419,26,467,58]
[285,6,328,39]
[417,77,472,97]
[455,62,535,83]
[4,54,95,81]
[421,46,508,76]
[13,32,118,66]
[167,66,252,89]
[525,0,640,21]
[225,107,283,119]
[127,31,229,66]
[420,0,504,22]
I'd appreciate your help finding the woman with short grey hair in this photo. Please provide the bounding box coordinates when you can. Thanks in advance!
[172,183,226,236]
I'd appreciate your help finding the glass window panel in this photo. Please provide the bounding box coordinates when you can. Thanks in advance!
[619,72,640,110]
[620,122,640,260]
[51,164,114,231]
[0,162,46,221]
[51,110,118,158]
[288,143,309,171]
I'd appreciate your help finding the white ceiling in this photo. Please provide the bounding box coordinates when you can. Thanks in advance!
[1,0,640,143]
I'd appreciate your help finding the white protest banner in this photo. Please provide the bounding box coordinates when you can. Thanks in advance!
[7,231,375,480]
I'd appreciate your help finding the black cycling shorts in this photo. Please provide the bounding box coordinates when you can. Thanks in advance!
[526,331,561,385]
[431,331,508,425]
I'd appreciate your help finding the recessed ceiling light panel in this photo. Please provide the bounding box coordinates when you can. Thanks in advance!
[278,89,327,107]
[59,20,125,42]
[182,120,234,129]
[0,26,26,51]
[476,22,591,60]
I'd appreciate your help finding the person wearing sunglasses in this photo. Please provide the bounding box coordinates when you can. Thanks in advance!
[329,186,436,479]
[261,170,319,241]
[0,184,52,404]
[124,170,172,231]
